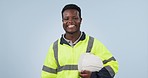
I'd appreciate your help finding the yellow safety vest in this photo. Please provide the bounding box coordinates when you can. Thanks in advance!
[41,34,118,78]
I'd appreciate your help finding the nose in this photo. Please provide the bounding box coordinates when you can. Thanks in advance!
[67,18,74,25]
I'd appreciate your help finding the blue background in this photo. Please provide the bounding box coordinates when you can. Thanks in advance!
[0,0,148,78]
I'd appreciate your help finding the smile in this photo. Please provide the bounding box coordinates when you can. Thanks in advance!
[68,25,75,28]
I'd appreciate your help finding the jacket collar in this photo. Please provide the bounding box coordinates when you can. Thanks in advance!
[60,32,86,45]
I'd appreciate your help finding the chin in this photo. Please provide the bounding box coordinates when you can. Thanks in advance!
[66,30,80,34]
[66,32,75,34]
[66,31,77,34]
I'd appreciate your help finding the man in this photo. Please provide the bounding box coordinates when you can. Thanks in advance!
[41,4,118,78]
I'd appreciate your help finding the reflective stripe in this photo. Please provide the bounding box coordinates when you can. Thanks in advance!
[86,36,94,53]
[42,65,57,74]
[42,65,78,73]
[57,65,78,72]
[53,40,60,67]
[105,66,115,77]
[103,56,116,64]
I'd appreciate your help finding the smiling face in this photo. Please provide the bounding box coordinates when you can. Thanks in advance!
[62,9,82,34]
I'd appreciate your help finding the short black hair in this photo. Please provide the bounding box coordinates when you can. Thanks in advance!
[61,4,81,18]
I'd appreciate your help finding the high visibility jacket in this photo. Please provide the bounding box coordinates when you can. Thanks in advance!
[41,32,118,78]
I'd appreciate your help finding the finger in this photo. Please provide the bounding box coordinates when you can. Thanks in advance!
[80,73,88,77]
[81,70,91,74]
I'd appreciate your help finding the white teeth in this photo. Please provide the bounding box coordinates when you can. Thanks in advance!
[68,25,75,28]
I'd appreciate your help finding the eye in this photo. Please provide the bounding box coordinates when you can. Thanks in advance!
[73,17,78,20]
[63,17,68,20]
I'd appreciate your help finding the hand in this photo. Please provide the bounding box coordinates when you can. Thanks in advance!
[80,70,92,78]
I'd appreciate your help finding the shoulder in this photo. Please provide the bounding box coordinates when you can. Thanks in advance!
[86,35,104,47]
[85,34,101,43]
[48,38,60,49]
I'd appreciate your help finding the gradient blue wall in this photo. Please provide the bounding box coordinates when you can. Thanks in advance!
[0,0,148,78]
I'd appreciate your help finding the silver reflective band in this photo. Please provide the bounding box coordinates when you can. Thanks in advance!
[86,36,94,53]
[105,66,115,77]
[103,56,116,64]
[42,65,57,74]
[53,40,60,67]
[42,65,78,73]
[57,65,78,72]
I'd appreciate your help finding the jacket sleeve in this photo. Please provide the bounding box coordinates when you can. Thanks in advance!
[41,43,57,78]
[91,39,119,78]
[90,67,115,78]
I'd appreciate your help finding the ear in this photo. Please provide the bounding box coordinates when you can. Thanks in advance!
[80,18,82,23]
[62,15,64,22]
[62,18,64,22]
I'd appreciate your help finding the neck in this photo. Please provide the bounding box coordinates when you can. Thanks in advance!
[65,31,81,43]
